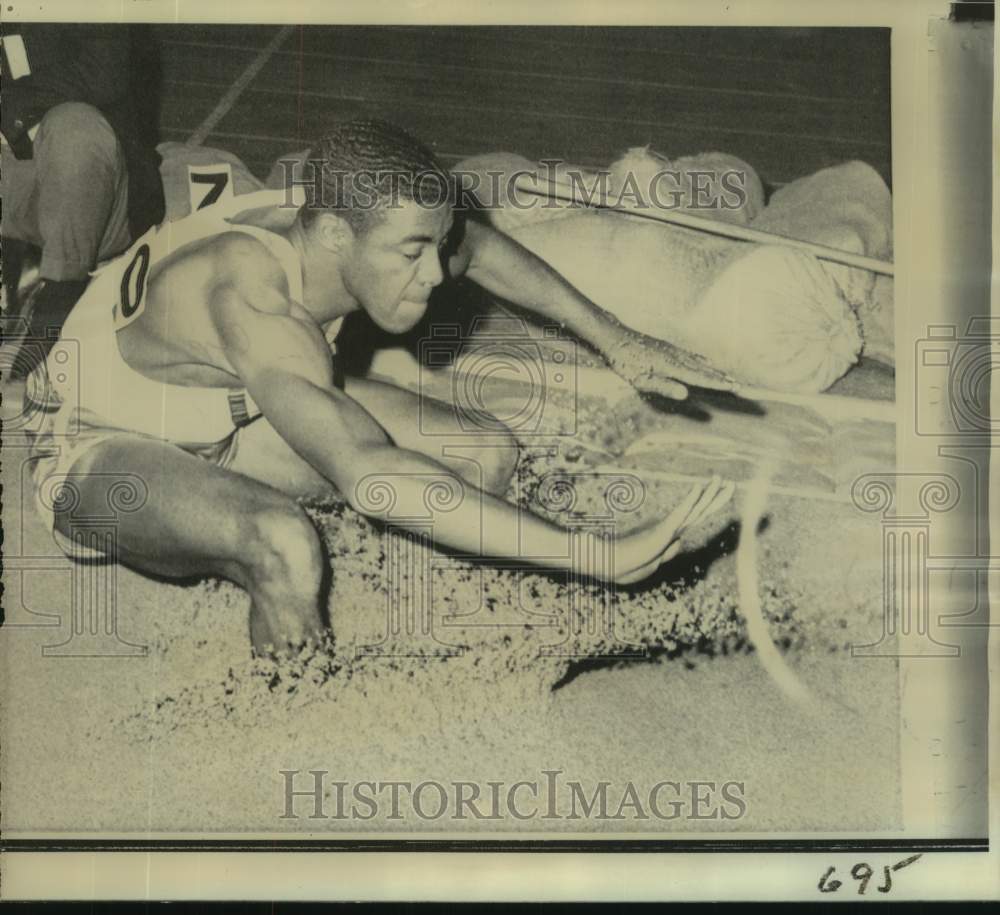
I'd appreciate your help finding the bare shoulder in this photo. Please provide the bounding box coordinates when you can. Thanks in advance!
[211,230,291,314]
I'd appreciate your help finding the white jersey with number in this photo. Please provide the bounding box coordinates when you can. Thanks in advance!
[44,185,342,446]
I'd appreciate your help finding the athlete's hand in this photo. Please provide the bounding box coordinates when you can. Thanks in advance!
[607,330,738,401]
[573,476,735,584]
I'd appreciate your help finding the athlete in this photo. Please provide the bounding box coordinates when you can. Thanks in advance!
[29,118,734,655]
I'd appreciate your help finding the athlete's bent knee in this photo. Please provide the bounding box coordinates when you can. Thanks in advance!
[36,103,121,175]
[39,102,112,140]
[245,503,324,595]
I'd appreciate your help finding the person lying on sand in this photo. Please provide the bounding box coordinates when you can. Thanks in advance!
[28,118,734,656]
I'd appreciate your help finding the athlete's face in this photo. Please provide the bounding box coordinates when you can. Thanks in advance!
[342,200,453,334]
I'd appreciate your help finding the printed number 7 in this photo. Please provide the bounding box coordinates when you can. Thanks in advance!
[191,171,230,210]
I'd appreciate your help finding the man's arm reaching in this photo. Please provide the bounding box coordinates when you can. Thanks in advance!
[454,218,738,400]
[210,250,731,583]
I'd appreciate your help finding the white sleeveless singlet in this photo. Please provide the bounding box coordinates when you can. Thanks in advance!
[45,190,343,447]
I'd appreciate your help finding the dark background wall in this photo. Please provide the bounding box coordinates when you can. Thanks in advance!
[150,25,891,187]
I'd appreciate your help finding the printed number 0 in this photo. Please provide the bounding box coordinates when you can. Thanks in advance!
[120,244,151,320]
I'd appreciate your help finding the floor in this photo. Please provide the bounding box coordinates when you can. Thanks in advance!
[146,25,891,184]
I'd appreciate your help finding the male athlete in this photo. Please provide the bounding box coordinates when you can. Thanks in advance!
[29,118,734,655]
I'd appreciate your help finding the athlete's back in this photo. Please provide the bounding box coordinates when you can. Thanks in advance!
[117,225,284,388]
[47,192,309,445]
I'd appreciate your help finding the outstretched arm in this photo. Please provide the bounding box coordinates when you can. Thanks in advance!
[453,218,737,400]
[211,248,731,582]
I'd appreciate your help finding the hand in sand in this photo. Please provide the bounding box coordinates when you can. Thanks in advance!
[576,476,735,585]
[608,331,738,401]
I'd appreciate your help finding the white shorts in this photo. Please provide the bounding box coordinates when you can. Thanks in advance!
[27,366,244,561]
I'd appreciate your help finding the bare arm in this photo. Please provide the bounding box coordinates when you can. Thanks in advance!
[454,218,737,399]
[211,242,731,581]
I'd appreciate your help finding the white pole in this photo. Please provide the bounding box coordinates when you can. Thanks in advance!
[512,177,895,277]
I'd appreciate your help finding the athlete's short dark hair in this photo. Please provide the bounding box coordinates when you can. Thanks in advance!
[297,118,453,235]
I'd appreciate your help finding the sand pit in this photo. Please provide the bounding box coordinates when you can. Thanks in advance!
[2,138,900,836]
[1,352,900,835]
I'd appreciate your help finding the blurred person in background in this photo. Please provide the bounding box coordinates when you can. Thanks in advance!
[1,23,165,375]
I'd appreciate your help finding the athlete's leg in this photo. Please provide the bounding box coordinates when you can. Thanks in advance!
[229,377,520,499]
[54,436,327,655]
[347,376,519,494]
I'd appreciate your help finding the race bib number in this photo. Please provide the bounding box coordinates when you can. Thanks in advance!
[116,243,151,328]
[187,163,235,213]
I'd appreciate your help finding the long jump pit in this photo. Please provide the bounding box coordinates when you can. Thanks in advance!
[1,290,901,837]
